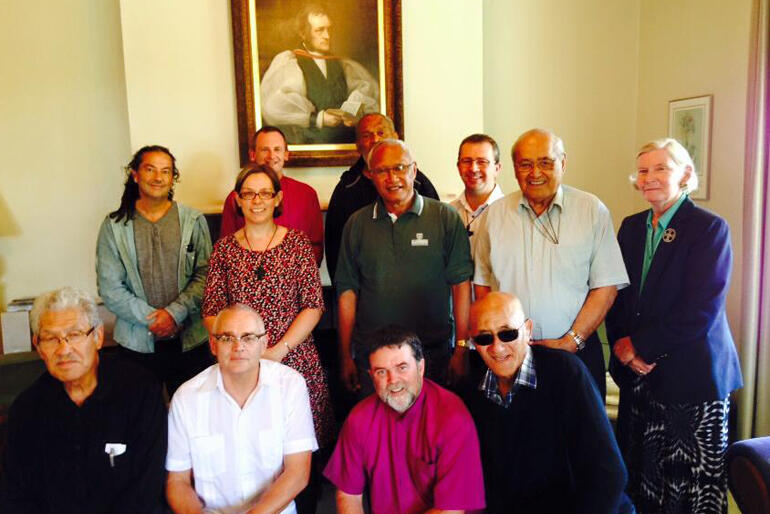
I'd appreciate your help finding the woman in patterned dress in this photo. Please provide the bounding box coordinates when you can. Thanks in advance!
[606,138,742,513]
[202,164,334,449]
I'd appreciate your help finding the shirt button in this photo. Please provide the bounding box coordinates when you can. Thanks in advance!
[635,312,641,317]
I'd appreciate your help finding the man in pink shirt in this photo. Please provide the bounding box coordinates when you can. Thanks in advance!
[219,126,324,265]
[324,325,485,514]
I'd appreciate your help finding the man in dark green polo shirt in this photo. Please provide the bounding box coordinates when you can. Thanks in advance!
[335,139,473,395]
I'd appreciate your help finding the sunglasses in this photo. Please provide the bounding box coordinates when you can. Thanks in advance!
[471,321,528,346]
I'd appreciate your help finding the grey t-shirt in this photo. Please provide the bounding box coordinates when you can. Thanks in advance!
[134,202,181,309]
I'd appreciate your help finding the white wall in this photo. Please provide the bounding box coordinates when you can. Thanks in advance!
[635,0,752,343]
[483,0,644,229]
[118,0,484,208]
[401,0,484,198]
[0,0,131,309]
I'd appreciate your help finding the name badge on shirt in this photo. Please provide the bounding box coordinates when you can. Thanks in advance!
[105,443,127,468]
[411,233,429,246]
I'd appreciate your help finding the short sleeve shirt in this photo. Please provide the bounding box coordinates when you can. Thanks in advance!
[166,361,318,514]
[335,194,473,348]
[323,379,485,513]
[473,186,629,339]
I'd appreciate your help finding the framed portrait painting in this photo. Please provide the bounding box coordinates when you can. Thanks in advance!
[231,0,403,167]
[668,94,713,200]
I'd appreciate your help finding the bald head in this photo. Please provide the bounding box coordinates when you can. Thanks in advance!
[356,113,398,163]
[471,292,531,384]
[510,129,567,214]
[367,138,413,168]
[211,303,265,335]
[470,292,527,337]
[511,129,565,162]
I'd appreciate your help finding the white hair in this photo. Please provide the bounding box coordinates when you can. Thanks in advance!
[511,128,566,162]
[29,287,102,335]
[366,138,413,168]
[632,138,699,193]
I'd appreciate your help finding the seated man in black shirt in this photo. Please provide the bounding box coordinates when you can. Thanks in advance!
[465,292,628,513]
[0,287,167,514]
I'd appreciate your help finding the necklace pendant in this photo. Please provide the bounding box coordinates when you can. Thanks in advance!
[256,266,265,280]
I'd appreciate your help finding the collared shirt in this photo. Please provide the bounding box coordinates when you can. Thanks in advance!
[449,184,505,230]
[449,185,505,257]
[480,346,537,408]
[640,193,688,290]
[324,379,486,513]
[324,157,440,282]
[473,185,629,339]
[335,193,472,349]
[166,361,318,514]
[1,356,167,513]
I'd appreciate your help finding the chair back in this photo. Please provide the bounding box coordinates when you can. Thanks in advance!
[726,436,770,514]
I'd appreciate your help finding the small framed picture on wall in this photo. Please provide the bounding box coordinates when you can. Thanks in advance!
[668,94,713,200]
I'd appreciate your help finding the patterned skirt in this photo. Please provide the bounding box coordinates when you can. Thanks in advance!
[622,379,729,514]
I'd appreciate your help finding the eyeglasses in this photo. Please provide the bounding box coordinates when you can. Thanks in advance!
[37,327,95,350]
[370,162,414,177]
[515,158,556,173]
[213,332,267,345]
[238,190,277,201]
[471,321,528,346]
[458,158,492,169]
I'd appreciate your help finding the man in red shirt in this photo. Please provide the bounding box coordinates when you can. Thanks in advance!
[219,126,324,265]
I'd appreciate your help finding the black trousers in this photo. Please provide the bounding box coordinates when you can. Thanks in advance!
[118,338,213,397]
[579,332,607,402]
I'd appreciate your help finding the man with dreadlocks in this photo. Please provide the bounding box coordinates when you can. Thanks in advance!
[96,145,213,395]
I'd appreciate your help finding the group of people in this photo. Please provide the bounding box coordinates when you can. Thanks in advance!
[0,110,743,514]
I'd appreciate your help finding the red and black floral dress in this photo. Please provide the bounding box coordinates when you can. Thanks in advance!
[203,229,334,446]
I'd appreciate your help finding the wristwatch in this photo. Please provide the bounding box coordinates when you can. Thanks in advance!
[567,330,586,351]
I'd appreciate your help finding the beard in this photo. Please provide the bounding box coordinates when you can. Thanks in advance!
[380,383,417,413]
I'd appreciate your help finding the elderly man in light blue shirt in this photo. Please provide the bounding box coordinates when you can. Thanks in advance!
[473,128,629,399]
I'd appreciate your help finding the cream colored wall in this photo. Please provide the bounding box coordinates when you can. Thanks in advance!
[0,0,130,309]
[482,0,644,229]
[118,0,483,210]
[0,0,754,336]
[635,0,752,343]
[401,0,484,198]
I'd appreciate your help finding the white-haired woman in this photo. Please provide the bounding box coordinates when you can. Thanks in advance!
[606,138,743,513]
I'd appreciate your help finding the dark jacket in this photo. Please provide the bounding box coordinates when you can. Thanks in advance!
[606,197,743,404]
[324,156,440,281]
[464,347,628,513]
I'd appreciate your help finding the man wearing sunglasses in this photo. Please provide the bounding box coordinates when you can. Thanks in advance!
[464,292,628,513]
[335,139,473,394]
[166,303,317,514]
[1,287,167,513]
[473,128,629,400]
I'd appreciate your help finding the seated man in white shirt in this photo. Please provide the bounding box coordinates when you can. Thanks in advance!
[166,303,317,514]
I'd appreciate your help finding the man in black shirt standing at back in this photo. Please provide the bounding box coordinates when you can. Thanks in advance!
[0,287,167,513]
